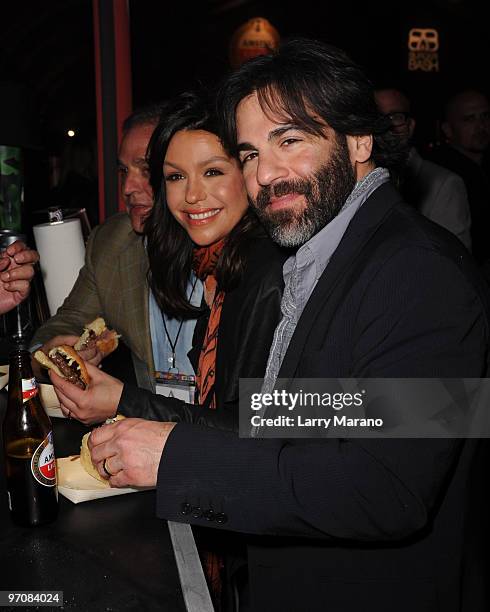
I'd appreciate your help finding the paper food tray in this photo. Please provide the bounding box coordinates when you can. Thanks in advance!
[57,456,152,504]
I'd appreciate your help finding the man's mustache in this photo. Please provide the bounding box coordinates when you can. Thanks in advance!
[255,179,311,211]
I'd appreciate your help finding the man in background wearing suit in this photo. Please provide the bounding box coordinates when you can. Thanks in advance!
[431,88,490,264]
[67,40,488,611]
[375,86,472,251]
[31,103,202,391]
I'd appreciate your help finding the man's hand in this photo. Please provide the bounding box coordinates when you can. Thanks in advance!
[89,418,176,487]
[49,362,124,425]
[41,334,104,366]
[0,241,39,314]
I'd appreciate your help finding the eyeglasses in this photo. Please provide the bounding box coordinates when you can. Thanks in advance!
[385,112,410,127]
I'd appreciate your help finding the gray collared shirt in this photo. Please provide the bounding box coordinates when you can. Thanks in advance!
[261,168,390,394]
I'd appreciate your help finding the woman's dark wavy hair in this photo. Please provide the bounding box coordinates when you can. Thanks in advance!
[217,38,407,170]
[145,90,260,319]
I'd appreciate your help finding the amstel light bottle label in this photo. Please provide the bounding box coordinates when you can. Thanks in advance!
[31,432,57,487]
[22,377,38,403]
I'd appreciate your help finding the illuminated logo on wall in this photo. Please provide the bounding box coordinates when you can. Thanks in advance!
[408,28,439,72]
[229,18,280,69]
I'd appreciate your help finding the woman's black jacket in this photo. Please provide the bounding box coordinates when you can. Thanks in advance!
[118,235,286,431]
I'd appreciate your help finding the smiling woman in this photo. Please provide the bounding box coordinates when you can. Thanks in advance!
[163,129,248,247]
[144,91,282,410]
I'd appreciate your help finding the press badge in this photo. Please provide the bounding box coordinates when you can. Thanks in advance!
[154,371,196,404]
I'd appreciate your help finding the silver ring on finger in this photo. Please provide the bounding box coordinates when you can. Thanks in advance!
[103,458,113,478]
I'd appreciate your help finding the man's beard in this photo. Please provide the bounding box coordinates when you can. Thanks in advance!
[250,136,357,248]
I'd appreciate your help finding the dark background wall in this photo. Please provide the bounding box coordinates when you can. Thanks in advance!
[131,0,488,134]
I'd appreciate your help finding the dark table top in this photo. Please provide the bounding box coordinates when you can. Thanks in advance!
[0,392,187,611]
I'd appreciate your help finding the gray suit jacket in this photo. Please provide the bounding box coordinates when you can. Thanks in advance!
[405,148,472,250]
[31,212,154,390]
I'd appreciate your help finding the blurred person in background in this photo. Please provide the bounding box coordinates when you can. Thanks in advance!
[375,86,471,250]
[430,88,490,264]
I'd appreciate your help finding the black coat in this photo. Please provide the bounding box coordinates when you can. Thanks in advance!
[118,235,286,428]
[156,183,490,611]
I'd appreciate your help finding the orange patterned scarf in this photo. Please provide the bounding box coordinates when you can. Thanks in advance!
[193,238,226,409]
[193,240,227,599]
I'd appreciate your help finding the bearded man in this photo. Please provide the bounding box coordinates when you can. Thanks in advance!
[57,40,489,611]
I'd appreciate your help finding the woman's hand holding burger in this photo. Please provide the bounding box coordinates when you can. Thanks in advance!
[49,362,124,425]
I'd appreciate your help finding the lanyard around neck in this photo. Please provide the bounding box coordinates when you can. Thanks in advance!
[161,276,198,371]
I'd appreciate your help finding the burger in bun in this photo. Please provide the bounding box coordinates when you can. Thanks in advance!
[75,317,120,356]
[80,415,126,483]
[34,345,90,389]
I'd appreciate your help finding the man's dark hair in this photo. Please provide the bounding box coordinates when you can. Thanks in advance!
[145,90,260,319]
[122,102,167,133]
[218,38,405,169]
